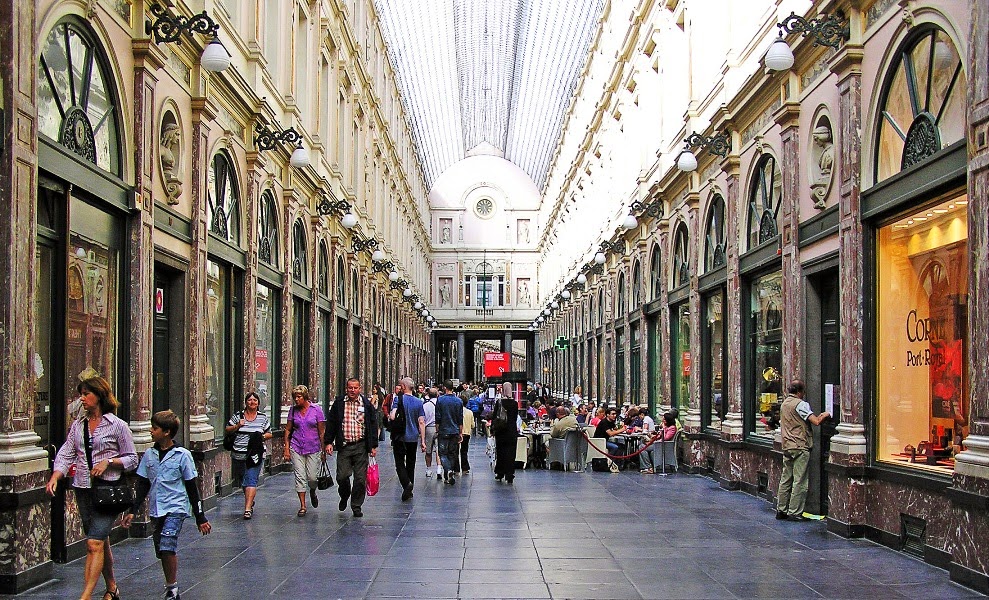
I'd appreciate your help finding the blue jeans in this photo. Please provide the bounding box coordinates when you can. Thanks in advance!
[152,514,185,557]
[438,435,461,475]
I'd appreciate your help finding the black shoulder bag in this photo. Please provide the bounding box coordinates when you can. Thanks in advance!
[388,394,407,437]
[83,422,135,515]
[222,411,244,451]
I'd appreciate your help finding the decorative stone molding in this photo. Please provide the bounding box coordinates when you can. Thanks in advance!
[129,420,153,453]
[830,422,868,456]
[809,115,835,209]
[159,111,183,205]
[721,411,744,438]
[0,432,48,477]
[187,413,214,444]
[954,434,989,479]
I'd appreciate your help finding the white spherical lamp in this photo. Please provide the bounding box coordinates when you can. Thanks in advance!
[341,212,358,229]
[677,150,698,172]
[594,252,606,265]
[764,36,795,71]
[561,290,571,300]
[201,37,231,72]
[403,288,412,297]
[289,144,310,169]
[622,214,638,230]
[371,249,385,262]
[551,301,559,309]
[576,274,587,285]
[413,301,423,310]
[388,270,399,282]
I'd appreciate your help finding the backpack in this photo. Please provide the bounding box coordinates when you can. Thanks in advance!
[388,394,407,437]
[490,400,509,434]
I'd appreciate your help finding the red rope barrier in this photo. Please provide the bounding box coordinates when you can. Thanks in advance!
[579,429,666,461]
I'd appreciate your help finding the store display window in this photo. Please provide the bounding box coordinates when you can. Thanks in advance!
[702,289,725,430]
[876,195,968,472]
[748,271,782,440]
[255,282,279,417]
[671,302,691,413]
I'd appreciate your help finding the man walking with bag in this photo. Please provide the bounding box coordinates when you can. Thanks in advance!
[325,377,378,518]
[390,377,425,501]
[776,379,830,521]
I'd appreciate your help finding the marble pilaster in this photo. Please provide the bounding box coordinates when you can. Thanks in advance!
[686,192,702,433]
[776,101,803,384]
[657,222,672,409]
[240,161,261,411]
[720,156,743,440]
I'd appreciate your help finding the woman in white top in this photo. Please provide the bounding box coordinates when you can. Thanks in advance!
[570,386,583,409]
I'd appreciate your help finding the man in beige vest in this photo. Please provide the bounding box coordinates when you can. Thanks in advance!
[776,379,830,521]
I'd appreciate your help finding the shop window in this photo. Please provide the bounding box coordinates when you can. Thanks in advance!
[672,222,690,289]
[649,246,662,300]
[630,325,641,405]
[205,259,241,440]
[351,270,360,314]
[255,282,279,418]
[631,261,642,308]
[617,273,626,316]
[748,271,783,440]
[875,27,965,183]
[293,297,311,386]
[207,152,241,244]
[38,19,121,175]
[597,289,604,326]
[702,288,726,430]
[336,256,346,305]
[747,156,782,250]
[318,242,329,297]
[876,195,968,473]
[705,194,726,272]
[292,219,308,285]
[671,303,691,412]
[616,328,625,401]
[587,297,594,329]
[258,190,279,267]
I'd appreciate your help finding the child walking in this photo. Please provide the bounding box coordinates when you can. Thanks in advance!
[123,411,211,600]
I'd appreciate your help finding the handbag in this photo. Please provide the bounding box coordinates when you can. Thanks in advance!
[366,456,379,497]
[83,421,134,515]
[388,395,407,437]
[317,457,334,490]
[222,411,243,451]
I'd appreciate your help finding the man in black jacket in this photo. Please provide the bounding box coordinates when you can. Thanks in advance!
[325,377,378,517]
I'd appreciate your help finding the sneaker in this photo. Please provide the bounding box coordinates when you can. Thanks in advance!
[353,507,363,518]
[775,511,788,520]
[463,470,470,475]
[447,475,456,485]
[789,514,810,522]
[436,467,443,477]
[426,470,433,478]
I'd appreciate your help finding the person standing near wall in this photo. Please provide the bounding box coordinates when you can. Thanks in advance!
[776,379,830,521]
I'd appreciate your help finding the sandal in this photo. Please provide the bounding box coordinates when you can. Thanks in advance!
[102,587,121,600]
[243,509,253,520]
[297,508,307,517]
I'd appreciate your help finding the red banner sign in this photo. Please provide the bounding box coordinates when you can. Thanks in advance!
[483,352,510,379]
[255,348,268,374]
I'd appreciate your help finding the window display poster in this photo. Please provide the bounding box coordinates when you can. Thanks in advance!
[824,384,834,416]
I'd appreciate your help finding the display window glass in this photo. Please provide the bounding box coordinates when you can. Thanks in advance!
[616,328,625,401]
[748,271,782,440]
[258,191,279,267]
[876,195,968,472]
[255,282,278,418]
[292,219,308,285]
[672,223,690,289]
[671,302,691,413]
[205,259,234,440]
[630,325,641,405]
[293,297,311,386]
[702,288,726,430]
[649,246,662,301]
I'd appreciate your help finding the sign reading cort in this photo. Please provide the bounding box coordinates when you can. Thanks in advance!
[483,352,511,379]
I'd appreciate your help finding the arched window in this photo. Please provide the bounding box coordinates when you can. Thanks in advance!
[318,242,329,296]
[292,219,308,285]
[38,19,122,174]
[649,246,662,301]
[747,155,782,250]
[672,223,690,289]
[597,289,605,325]
[336,256,346,304]
[617,273,627,316]
[351,270,360,314]
[631,261,642,307]
[208,152,241,244]
[705,194,727,272]
[258,190,279,266]
[875,27,965,183]
[588,296,595,329]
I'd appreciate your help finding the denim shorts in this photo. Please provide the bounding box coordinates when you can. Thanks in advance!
[152,514,185,557]
[233,458,262,488]
[75,488,117,541]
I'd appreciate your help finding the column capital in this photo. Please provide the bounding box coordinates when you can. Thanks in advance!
[0,431,48,476]
[954,434,989,479]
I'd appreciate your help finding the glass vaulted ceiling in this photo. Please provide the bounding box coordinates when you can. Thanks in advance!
[375,0,604,190]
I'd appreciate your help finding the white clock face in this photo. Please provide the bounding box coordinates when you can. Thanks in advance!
[475,197,494,218]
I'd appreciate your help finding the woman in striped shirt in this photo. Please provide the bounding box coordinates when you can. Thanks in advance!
[47,376,138,600]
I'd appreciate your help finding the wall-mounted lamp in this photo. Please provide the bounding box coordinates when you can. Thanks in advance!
[372,259,394,274]
[560,290,572,300]
[403,288,414,299]
[414,301,424,310]
[593,252,606,265]
[630,198,664,219]
[388,270,400,282]
[621,214,639,230]
[316,191,350,217]
[677,131,731,172]
[254,125,309,168]
[576,273,587,285]
[765,11,848,71]
[389,278,407,291]
[146,3,230,71]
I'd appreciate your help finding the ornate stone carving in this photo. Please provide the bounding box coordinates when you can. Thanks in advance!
[517,279,531,306]
[809,120,834,209]
[901,113,940,170]
[159,115,183,205]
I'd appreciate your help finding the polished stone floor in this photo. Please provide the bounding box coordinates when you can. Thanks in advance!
[12,443,985,599]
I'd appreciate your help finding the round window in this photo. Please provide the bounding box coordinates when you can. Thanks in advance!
[474,197,495,219]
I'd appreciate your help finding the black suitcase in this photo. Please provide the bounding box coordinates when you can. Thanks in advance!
[591,457,610,472]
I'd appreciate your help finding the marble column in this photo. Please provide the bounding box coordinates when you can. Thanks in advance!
[947,5,989,590]
[240,159,261,414]
[456,330,466,383]
[721,156,743,441]
[0,1,51,592]
[657,221,672,412]
[685,192,702,432]
[776,102,803,384]
[827,39,868,532]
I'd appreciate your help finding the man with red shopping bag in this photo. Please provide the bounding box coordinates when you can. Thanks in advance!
[325,377,378,518]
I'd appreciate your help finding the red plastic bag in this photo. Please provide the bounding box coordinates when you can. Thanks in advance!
[366,457,379,496]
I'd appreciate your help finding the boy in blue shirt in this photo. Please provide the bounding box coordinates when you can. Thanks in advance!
[123,410,210,600]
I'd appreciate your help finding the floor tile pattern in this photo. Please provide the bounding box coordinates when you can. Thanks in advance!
[10,444,984,599]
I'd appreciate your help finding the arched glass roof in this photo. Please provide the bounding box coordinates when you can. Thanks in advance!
[375,0,604,190]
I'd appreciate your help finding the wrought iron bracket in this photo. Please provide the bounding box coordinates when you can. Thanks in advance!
[255,124,302,152]
[352,237,378,253]
[146,3,219,44]
[599,240,624,254]
[389,279,407,291]
[684,130,731,158]
[777,11,848,49]
[372,260,394,273]
[317,193,351,217]
[630,199,663,219]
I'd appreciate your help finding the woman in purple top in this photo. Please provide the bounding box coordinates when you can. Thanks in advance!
[46,376,138,600]
[283,385,326,516]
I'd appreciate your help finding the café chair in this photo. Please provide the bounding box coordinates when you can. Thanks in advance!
[585,436,608,469]
[658,430,681,474]
[515,434,529,470]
